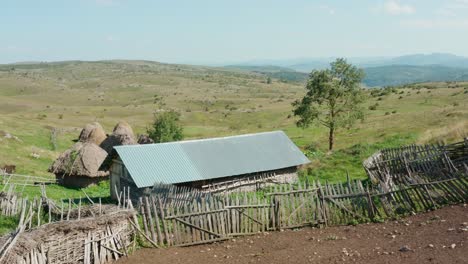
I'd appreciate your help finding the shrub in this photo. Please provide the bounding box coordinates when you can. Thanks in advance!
[368,104,378,110]
[147,111,184,143]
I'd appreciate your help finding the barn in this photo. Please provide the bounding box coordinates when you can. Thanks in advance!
[109,131,310,199]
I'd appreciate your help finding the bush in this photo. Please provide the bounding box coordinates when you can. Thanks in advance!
[368,104,378,110]
[147,111,184,143]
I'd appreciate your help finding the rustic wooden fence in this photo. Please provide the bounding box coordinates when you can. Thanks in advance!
[1,172,57,187]
[136,175,468,247]
[0,209,135,264]
[363,139,468,191]
[0,187,137,264]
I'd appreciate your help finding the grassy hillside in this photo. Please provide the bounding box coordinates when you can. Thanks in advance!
[0,60,467,197]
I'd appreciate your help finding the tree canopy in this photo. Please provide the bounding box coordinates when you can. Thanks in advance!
[292,58,366,151]
[147,110,184,143]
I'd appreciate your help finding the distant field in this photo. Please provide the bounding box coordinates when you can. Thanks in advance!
[0,61,467,197]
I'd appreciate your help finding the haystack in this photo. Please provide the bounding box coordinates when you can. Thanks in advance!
[100,121,137,154]
[49,142,109,188]
[78,122,107,145]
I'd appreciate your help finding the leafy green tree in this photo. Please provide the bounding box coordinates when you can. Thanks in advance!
[292,58,365,151]
[148,111,184,143]
[266,76,272,84]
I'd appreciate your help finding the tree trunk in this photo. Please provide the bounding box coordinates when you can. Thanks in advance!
[328,126,334,151]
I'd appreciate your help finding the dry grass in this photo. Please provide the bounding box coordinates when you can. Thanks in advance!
[418,120,468,144]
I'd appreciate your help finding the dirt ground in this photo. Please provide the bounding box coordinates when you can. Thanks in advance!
[118,205,468,264]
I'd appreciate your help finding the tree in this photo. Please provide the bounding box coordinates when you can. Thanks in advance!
[266,76,272,84]
[147,110,184,143]
[292,58,365,151]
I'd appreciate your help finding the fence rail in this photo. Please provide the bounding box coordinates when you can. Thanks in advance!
[1,173,57,187]
[136,175,468,247]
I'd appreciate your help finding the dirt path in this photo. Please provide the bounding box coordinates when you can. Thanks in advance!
[118,205,468,264]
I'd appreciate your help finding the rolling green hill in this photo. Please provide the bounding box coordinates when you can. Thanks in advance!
[224,65,308,82]
[230,53,468,87]
[0,60,466,199]
[227,64,468,87]
[363,65,468,87]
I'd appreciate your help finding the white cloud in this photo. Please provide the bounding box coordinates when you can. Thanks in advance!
[384,1,415,15]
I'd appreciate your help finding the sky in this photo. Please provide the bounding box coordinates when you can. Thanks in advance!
[1,0,468,65]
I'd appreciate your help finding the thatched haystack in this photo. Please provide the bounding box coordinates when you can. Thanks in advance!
[78,122,107,145]
[100,121,137,153]
[49,142,109,188]
[49,121,138,187]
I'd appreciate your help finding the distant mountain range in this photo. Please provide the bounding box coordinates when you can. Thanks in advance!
[226,53,468,87]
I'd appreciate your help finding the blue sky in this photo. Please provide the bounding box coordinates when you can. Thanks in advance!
[1,0,468,64]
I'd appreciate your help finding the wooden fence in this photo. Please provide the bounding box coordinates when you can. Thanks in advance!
[1,173,57,187]
[136,176,468,247]
[0,209,135,264]
[363,139,468,190]
[0,186,136,264]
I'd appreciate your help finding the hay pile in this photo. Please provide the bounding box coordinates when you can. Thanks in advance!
[78,122,107,145]
[48,142,109,178]
[100,121,137,154]
[50,121,138,186]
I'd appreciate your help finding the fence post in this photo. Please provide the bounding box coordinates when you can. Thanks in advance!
[273,196,280,231]
[317,182,328,226]
[366,186,375,220]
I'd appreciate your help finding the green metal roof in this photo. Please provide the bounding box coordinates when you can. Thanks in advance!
[114,131,310,188]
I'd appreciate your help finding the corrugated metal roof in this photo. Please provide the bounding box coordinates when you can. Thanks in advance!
[114,131,310,188]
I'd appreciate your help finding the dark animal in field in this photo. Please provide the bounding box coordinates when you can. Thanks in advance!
[1,165,16,174]
[137,134,154,144]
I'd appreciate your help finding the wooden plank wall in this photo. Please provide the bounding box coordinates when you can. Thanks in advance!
[137,176,468,248]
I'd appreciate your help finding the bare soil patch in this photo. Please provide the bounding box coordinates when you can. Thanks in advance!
[118,205,468,264]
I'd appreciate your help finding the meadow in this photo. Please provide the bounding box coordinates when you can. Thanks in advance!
[0,60,467,199]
